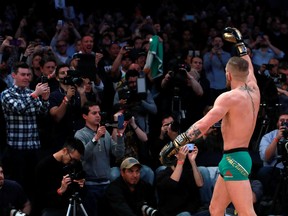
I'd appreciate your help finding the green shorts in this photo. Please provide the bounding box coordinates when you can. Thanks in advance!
[218,148,251,181]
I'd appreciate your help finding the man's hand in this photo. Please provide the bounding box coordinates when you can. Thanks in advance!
[223,27,247,56]
[34,83,50,98]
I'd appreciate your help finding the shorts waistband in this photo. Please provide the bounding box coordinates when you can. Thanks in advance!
[223,147,248,154]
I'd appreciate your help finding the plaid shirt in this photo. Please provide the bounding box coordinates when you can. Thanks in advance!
[1,85,49,150]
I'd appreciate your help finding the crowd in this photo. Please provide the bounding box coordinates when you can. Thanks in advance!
[1,0,288,215]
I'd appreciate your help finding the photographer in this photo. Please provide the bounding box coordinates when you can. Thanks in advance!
[160,60,208,131]
[258,112,288,198]
[113,69,157,134]
[0,161,31,216]
[34,137,85,216]
[49,64,87,152]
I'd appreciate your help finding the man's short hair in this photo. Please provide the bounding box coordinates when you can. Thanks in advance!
[125,69,139,81]
[63,137,85,156]
[81,101,100,115]
[12,62,29,73]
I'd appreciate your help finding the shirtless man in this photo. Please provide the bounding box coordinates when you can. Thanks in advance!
[160,27,260,216]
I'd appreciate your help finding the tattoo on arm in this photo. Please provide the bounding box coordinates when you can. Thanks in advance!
[186,125,201,141]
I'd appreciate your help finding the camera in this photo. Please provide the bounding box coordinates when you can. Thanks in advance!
[124,46,134,51]
[277,122,288,166]
[41,75,48,84]
[264,64,274,70]
[141,202,159,216]
[62,70,83,86]
[63,162,85,181]
[168,63,190,88]
[10,209,27,216]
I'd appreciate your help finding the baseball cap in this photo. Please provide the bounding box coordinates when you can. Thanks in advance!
[120,157,142,170]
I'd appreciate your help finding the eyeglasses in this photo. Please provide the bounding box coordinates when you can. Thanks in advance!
[68,152,77,163]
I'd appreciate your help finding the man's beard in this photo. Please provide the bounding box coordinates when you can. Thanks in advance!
[226,79,231,89]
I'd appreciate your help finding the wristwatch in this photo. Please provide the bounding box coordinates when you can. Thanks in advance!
[92,137,97,143]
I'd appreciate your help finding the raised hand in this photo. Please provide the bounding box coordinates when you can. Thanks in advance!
[223,27,247,56]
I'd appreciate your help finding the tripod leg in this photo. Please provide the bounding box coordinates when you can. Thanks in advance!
[66,200,72,216]
[73,198,77,216]
[78,203,89,216]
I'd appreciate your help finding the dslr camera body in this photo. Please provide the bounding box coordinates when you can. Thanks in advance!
[63,162,85,182]
[62,70,83,86]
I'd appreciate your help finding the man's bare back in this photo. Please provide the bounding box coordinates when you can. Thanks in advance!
[219,84,260,150]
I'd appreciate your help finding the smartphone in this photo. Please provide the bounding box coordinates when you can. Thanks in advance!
[41,76,49,83]
[57,19,64,26]
[10,39,21,46]
[187,143,195,153]
[137,77,146,93]
[188,50,194,57]
[118,115,124,129]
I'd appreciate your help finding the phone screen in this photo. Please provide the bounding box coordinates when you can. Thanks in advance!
[10,39,21,46]
[137,77,146,93]
[118,115,124,129]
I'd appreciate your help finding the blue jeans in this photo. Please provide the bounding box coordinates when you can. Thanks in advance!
[82,184,109,216]
[110,165,155,185]
[198,166,219,206]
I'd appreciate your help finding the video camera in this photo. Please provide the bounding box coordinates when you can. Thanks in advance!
[62,70,83,86]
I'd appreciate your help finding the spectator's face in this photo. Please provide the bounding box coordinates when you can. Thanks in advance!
[127,77,138,91]
[191,57,203,72]
[56,41,68,54]
[64,149,81,165]
[84,105,101,126]
[57,66,69,80]
[212,37,223,49]
[121,165,141,186]
[277,114,288,129]
[12,68,32,88]
[41,61,56,76]
[31,55,42,70]
[109,43,120,58]
[0,166,4,187]
[268,59,279,76]
[83,78,92,93]
[81,36,94,54]
[162,116,174,133]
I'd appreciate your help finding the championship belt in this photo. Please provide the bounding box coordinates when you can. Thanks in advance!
[159,133,190,166]
[159,141,178,166]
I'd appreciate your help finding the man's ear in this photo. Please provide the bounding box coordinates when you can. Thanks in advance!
[11,72,16,79]
[226,71,232,81]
